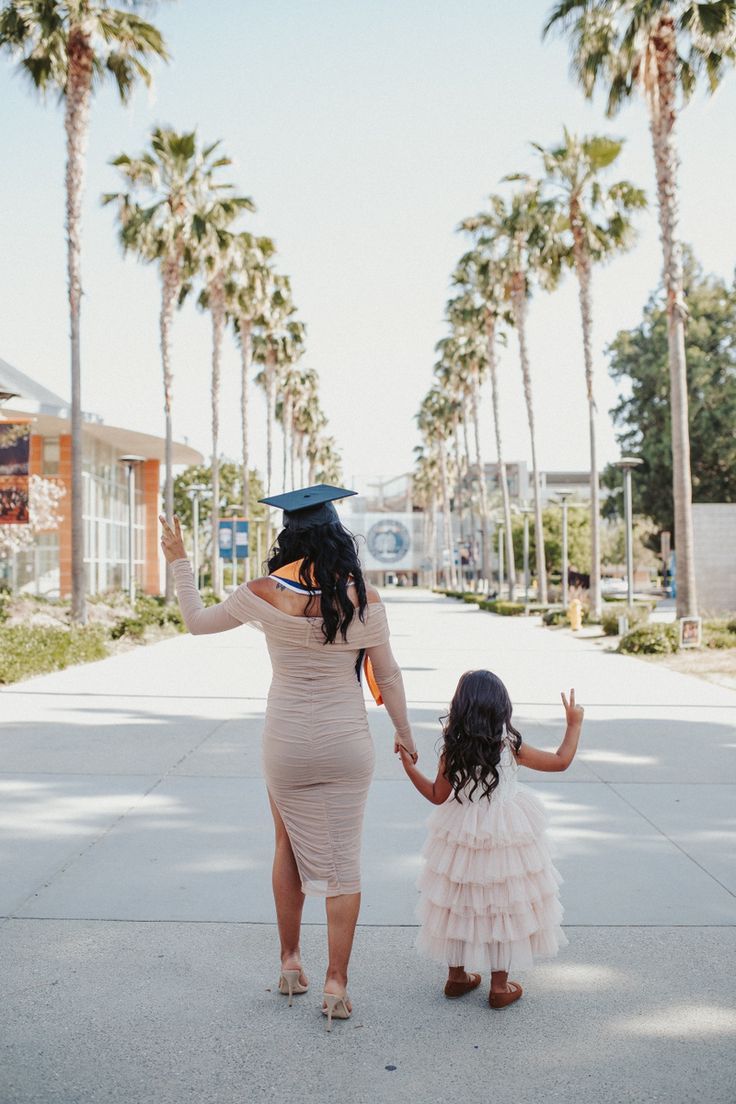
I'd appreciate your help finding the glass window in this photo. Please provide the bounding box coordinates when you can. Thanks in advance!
[42,436,60,475]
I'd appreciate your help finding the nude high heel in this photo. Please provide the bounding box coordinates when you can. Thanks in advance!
[278,968,308,1006]
[322,991,351,1031]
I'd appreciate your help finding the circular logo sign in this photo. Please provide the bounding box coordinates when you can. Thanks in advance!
[367,519,411,564]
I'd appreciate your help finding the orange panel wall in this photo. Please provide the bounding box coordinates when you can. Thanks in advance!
[57,434,73,598]
[143,458,161,595]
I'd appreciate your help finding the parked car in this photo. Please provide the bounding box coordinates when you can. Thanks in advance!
[601,576,628,596]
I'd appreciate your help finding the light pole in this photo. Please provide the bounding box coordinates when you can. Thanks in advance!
[118,455,145,604]
[187,483,209,589]
[614,458,643,607]
[520,504,533,606]
[555,491,574,608]
[497,525,505,596]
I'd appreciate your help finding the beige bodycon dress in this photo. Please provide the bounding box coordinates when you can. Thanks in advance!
[173,559,412,897]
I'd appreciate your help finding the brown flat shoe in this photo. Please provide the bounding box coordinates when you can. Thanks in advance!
[489,981,523,1009]
[444,973,482,999]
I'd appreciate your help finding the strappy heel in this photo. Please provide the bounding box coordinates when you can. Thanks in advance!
[278,968,308,1006]
[322,991,351,1031]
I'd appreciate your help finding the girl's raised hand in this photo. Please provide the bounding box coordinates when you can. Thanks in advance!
[159,513,187,564]
[561,688,584,728]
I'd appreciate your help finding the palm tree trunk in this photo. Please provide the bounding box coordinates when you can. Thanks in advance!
[470,362,491,586]
[452,423,465,584]
[238,316,252,580]
[209,275,225,597]
[570,213,601,619]
[460,399,477,585]
[65,27,94,624]
[647,15,697,617]
[438,441,457,589]
[265,346,276,550]
[486,315,517,600]
[160,258,179,603]
[282,394,292,493]
[510,282,546,602]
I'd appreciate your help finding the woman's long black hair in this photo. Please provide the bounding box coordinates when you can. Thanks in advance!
[266,520,367,644]
[441,669,522,802]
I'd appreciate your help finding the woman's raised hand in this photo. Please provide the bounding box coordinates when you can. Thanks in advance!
[159,513,187,564]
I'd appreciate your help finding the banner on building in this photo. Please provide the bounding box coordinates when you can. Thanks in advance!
[353,512,423,572]
[0,420,31,525]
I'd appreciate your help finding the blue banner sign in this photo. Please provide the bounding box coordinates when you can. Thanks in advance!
[218,519,249,558]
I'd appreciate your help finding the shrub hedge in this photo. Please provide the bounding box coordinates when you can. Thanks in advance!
[0,624,109,684]
[617,623,679,655]
[479,599,526,616]
[601,604,650,637]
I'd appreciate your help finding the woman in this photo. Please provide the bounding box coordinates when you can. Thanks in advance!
[159,485,416,1030]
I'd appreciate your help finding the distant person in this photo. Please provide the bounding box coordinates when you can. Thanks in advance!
[398,670,583,1008]
[160,485,416,1031]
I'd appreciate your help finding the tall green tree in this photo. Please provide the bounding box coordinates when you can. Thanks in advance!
[545,0,736,616]
[0,0,168,621]
[602,256,736,533]
[533,130,646,616]
[104,127,231,601]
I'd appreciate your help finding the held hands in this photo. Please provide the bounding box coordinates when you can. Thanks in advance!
[159,514,187,564]
[561,688,584,729]
[395,738,418,765]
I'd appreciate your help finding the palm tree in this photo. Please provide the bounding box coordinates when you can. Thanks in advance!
[418,387,459,589]
[309,434,342,484]
[448,272,517,599]
[413,445,441,588]
[104,127,232,601]
[0,0,168,622]
[533,130,646,618]
[226,232,274,579]
[193,190,256,595]
[292,368,320,486]
[544,1,736,616]
[461,186,562,603]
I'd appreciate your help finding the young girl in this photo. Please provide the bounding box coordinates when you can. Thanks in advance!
[399,669,583,1008]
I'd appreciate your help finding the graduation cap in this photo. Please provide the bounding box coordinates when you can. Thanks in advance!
[259,483,357,530]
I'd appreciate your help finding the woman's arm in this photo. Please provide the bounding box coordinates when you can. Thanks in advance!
[398,747,452,805]
[365,638,417,759]
[516,689,584,773]
[171,559,245,635]
[160,514,249,635]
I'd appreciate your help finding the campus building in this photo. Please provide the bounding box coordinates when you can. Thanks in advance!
[0,357,202,597]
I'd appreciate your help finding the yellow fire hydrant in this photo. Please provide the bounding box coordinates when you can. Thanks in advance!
[568,598,583,632]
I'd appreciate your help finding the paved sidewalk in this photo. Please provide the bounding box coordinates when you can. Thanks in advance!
[2,590,735,1103]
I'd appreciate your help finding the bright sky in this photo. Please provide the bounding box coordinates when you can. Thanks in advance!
[1,0,735,494]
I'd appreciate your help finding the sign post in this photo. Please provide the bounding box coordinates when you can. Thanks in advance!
[219,518,249,587]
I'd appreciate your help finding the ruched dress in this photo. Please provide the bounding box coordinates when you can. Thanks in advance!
[173,559,412,897]
[416,737,567,973]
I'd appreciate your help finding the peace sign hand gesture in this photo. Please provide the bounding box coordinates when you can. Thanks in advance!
[159,514,187,564]
[561,688,584,728]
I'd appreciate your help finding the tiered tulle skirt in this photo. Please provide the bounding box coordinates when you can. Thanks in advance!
[416,786,568,972]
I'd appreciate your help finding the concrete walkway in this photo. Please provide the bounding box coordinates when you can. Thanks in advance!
[2,590,735,1103]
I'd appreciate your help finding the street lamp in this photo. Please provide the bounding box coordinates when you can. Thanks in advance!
[613,457,643,607]
[519,504,534,606]
[555,491,574,608]
[186,482,209,588]
[118,455,145,604]
[497,525,505,596]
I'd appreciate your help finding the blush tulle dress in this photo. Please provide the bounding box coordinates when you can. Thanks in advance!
[416,737,568,973]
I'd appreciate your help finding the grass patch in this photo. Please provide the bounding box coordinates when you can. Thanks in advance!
[0,624,109,684]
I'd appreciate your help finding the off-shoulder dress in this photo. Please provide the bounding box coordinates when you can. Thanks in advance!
[173,559,411,897]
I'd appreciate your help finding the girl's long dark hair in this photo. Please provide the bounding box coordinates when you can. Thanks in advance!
[266,521,367,644]
[441,669,522,802]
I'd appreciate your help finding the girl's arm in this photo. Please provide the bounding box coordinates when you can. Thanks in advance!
[398,747,453,805]
[161,515,248,635]
[515,689,584,773]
